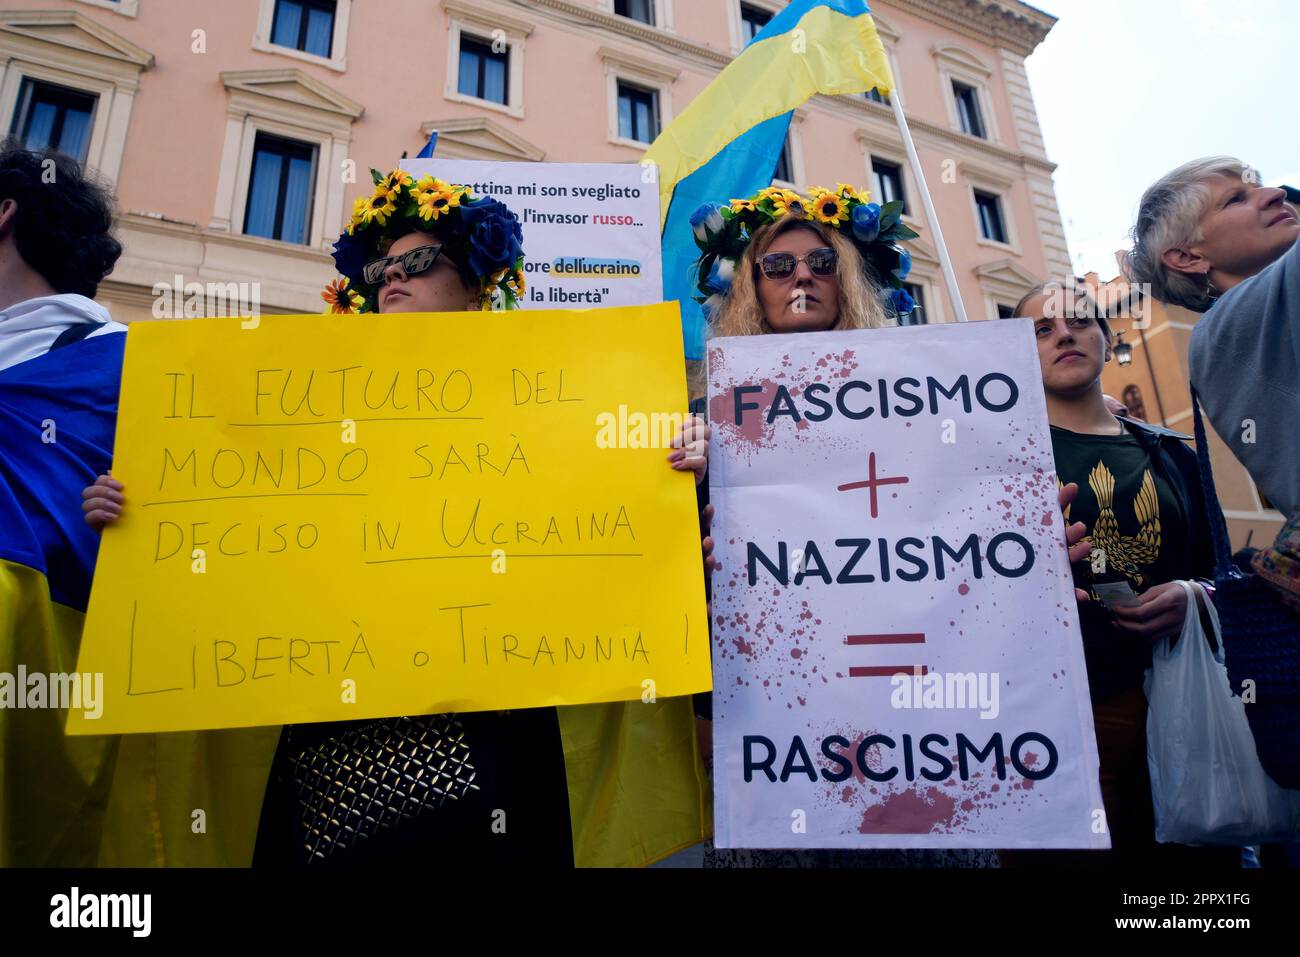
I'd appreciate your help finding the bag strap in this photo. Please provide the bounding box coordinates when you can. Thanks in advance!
[1189,387,1237,581]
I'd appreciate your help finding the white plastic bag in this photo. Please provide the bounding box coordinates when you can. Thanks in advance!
[1145,580,1300,845]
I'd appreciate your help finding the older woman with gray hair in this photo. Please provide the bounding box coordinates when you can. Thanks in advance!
[1126,157,1300,516]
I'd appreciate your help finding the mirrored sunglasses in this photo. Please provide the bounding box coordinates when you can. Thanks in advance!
[362,244,445,286]
[758,247,838,280]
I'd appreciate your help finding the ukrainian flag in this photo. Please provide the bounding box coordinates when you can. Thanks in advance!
[644,0,895,359]
[0,333,123,865]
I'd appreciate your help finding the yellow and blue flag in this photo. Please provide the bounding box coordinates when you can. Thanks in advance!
[0,334,123,865]
[644,0,895,359]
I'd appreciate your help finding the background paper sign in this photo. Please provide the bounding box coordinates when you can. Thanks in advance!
[70,304,709,735]
[708,319,1106,849]
[403,159,661,310]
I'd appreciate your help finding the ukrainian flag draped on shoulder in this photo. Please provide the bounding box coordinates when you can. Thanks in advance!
[0,334,123,865]
[644,0,895,359]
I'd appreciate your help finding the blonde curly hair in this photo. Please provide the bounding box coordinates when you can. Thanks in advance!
[708,216,892,339]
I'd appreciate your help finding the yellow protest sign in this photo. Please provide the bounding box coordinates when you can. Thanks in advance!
[69,304,710,735]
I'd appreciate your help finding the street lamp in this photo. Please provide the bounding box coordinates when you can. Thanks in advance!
[1114,331,1133,367]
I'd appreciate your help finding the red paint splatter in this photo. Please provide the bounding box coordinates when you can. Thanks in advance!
[858,787,958,834]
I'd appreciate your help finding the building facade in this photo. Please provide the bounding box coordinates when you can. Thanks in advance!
[2,0,1069,327]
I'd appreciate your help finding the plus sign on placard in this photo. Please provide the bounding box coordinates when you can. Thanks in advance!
[837,452,909,518]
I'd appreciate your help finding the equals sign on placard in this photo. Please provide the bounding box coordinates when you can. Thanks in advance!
[845,633,927,678]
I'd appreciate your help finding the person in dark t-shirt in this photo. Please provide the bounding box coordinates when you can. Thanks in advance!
[1005,282,1234,867]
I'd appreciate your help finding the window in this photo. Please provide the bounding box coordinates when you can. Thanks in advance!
[953,81,986,139]
[975,190,1007,244]
[872,159,906,214]
[9,79,97,164]
[617,82,659,144]
[901,283,927,326]
[602,47,677,148]
[243,133,317,245]
[773,136,793,184]
[443,2,531,118]
[615,0,655,26]
[211,70,360,246]
[997,303,1017,320]
[740,4,772,44]
[271,0,336,59]
[458,35,509,105]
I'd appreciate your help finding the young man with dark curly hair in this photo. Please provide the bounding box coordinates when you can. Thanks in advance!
[0,140,125,865]
[0,140,124,370]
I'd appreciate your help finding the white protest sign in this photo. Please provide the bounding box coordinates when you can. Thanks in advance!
[707,319,1107,850]
[402,159,661,310]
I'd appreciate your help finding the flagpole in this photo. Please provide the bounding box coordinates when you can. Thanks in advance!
[889,90,970,324]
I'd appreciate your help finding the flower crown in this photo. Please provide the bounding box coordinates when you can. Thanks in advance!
[321,168,526,315]
[690,184,921,321]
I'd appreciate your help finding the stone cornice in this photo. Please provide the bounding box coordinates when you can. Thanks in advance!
[441,0,536,38]
[118,212,333,264]
[892,0,1055,56]
[818,92,1057,177]
[519,0,731,70]
[503,0,1055,98]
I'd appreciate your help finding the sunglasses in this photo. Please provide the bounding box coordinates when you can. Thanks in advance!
[362,244,445,285]
[758,247,838,280]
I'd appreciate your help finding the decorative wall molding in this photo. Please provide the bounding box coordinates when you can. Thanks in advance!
[419,117,546,162]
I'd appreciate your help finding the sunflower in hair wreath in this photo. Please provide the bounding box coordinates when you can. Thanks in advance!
[690,184,921,320]
[320,167,526,315]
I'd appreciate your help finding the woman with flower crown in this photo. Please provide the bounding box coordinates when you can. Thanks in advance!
[82,170,712,869]
[685,184,1093,868]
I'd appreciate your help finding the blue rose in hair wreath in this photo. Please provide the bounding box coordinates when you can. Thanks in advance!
[459,196,525,277]
[893,248,912,282]
[331,230,371,287]
[691,203,726,245]
[704,257,736,295]
[888,287,915,317]
[851,202,881,244]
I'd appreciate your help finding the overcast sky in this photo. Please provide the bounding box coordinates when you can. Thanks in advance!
[1024,0,1300,278]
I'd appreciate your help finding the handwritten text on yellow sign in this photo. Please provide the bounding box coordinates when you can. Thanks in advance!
[70,304,709,734]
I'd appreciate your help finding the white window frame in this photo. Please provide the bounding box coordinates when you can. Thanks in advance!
[239,129,322,246]
[601,0,675,33]
[253,0,352,74]
[933,43,999,144]
[962,161,1019,254]
[727,0,781,53]
[209,70,361,252]
[77,0,139,17]
[855,128,919,228]
[970,186,1017,253]
[0,10,153,186]
[871,156,909,213]
[601,47,678,151]
[443,0,532,120]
